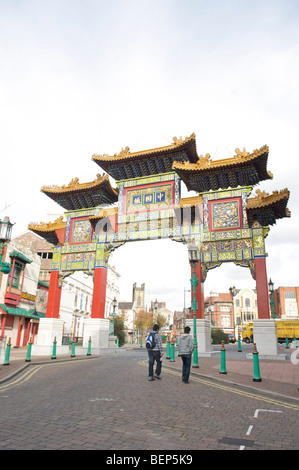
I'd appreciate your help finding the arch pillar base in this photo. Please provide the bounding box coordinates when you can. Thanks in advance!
[246,319,286,360]
[31,318,68,357]
[186,318,215,356]
[83,318,110,351]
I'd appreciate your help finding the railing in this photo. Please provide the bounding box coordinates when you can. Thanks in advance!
[62,335,83,346]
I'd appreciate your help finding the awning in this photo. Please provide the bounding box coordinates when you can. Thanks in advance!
[0,304,43,319]
[38,280,49,288]
[9,251,32,264]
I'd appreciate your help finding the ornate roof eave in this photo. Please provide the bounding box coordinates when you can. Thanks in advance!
[173,195,203,225]
[246,188,291,226]
[175,195,203,208]
[172,145,273,191]
[28,217,66,245]
[92,133,198,165]
[40,174,119,210]
[88,207,118,230]
[91,134,199,179]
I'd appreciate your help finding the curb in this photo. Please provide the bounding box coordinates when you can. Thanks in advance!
[0,355,100,385]
[162,361,299,404]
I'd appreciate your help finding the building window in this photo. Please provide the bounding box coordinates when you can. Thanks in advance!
[8,260,25,290]
[220,305,231,312]
[221,315,230,328]
[37,252,53,259]
[245,298,251,307]
[242,311,254,322]
[236,299,240,307]
[285,291,296,299]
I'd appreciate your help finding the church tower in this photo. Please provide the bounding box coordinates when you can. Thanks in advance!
[132,283,145,311]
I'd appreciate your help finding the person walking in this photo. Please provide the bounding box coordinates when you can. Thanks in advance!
[148,324,163,381]
[179,326,194,383]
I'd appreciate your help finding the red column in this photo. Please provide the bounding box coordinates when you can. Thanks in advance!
[32,323,37,342]
[46,270,62,319]
[255,257,270,319]
[191,262,204,319]
[16,318,22,347]
[24,319,30,346]
[91,267,108,319]
[1,314,6,337]
[196,262,204,319]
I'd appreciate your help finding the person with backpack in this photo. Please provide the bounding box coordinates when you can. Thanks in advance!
[179,326,194,384]
[146,324,163,381]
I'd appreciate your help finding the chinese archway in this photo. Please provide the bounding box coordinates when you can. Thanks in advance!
[28,133,290,355]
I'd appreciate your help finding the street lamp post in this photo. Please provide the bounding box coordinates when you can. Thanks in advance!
[229,285,237,336]
[268,278,275,320]
[0,217,14,274]
[154,299,158,324]
[183,288,191,332]
[188,245,200,368]
[112,297,117,335]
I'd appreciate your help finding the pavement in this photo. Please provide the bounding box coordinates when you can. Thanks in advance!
[0,342,299,401]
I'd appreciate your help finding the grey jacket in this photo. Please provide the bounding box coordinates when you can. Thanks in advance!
[179,334,194,355]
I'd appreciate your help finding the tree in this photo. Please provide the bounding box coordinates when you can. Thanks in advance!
[135,309,153,336]
[156,313,167,330]
[114,315,126,347]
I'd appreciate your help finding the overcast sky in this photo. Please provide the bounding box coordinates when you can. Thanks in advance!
[1,0,298,312]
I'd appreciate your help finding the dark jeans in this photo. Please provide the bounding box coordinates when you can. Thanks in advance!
[148,350,162,377]
[181,354,191,382]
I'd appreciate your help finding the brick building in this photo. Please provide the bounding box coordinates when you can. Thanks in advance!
[204,291,234,335]
[273,286,299,319]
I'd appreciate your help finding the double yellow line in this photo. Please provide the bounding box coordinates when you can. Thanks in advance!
[0,358,92,393]
[139,360,299,412]
[0,365,45,392]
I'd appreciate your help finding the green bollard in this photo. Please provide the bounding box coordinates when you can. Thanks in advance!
[166,336,171,359]
[219,341,227,374]
[238,335,242,352]
[170,339,175,362]
[71,340,76,357]
[140,338,142,348]
[192,314,199,368]
[51,336,57,359]
[252,343,262,382]
[192,333,199,369]
[3,338,11,366]
[293,337,297,348]
[285,337,289,349]
[25,337,33,362]
[116,339,119,348]
[87,336,91,356]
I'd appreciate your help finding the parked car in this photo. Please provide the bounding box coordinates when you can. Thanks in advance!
[227,333,236,343]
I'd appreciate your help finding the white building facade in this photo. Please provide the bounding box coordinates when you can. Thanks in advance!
[0,239,42,348]
[59,265,120,340]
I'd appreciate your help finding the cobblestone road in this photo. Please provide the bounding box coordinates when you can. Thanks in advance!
[0,349,298,451]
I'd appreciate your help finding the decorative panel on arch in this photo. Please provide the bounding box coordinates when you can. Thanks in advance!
[117,172,181,224]
[201,186,255,264]
[70,217,93,244]
[209,198,242,231]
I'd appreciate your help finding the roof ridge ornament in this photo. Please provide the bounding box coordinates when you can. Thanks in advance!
[67,177,80,187]
[29,216,66,231]
[234,147,250,160]
[255,189,269,199]
[173,136,183,145]
[114,146,130,158]
[198,153,211,167]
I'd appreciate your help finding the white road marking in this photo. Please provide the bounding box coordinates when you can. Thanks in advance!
[253,409,283,418]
